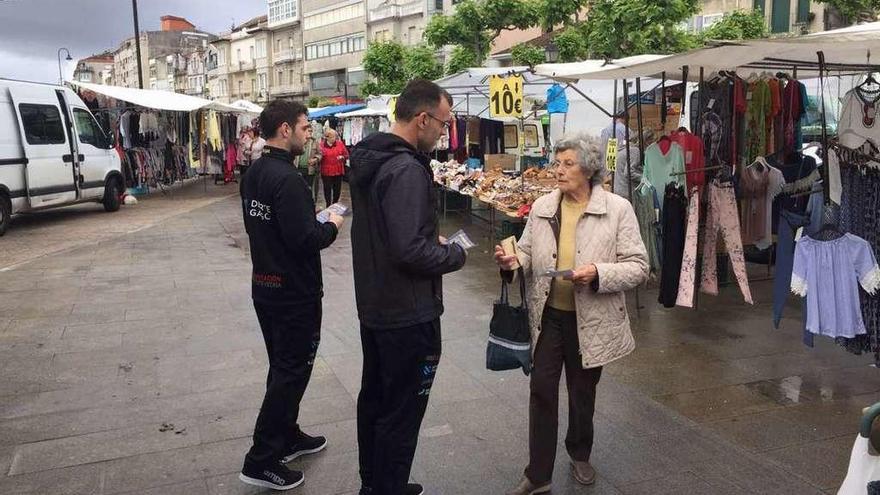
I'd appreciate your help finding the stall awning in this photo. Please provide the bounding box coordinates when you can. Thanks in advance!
[336,107,388,118]
[68,80,250,113]
[308,104,366,120]
[534,22,880,81]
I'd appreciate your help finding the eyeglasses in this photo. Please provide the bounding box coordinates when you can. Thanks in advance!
[424,112,451,130]
[550,159,578,169]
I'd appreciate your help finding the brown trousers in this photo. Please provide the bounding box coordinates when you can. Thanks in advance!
[525,306,603,485]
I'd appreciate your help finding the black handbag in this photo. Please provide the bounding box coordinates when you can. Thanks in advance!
[487,269,531,375]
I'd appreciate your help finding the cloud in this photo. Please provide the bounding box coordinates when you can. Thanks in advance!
[0,0,265,83]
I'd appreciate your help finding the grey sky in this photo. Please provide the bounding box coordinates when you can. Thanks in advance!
[0,0,266,84]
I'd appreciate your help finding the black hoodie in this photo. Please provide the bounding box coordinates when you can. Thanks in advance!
[240,145,338,306]
[349,132,466,329]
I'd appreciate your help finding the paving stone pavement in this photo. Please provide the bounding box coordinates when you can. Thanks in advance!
[0,182,877,495]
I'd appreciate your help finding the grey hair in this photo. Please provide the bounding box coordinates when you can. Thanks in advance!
[553,133,605,186]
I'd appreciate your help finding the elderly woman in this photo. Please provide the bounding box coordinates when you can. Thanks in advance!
[319,128,349,207]
[495,134,649,495]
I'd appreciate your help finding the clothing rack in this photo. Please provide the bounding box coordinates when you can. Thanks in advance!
[669,165,725,176]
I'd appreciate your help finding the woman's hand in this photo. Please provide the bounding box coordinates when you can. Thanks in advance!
[494,245,518,271]
[567,264,598,285]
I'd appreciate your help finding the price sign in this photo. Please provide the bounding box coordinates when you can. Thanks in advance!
[605,138,618,172]
[387,97,397,123]
[489,75,523,118]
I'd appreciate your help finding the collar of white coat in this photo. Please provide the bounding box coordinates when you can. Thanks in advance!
[535,186,608,219]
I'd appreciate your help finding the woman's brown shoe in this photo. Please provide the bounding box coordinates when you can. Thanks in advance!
[505,475,551,495]
[570,460,596,485]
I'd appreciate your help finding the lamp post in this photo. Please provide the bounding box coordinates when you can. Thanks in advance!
[57,48,72,84]
[544,41,559,64]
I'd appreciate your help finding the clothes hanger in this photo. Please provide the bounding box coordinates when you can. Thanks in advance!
[747,156,770,172]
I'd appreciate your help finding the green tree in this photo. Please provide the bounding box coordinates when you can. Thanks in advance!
[511,43,546,67]
[425,0,538,67]
[553,25,589,62]
[361,41,444,96]
[536,0,589,31]
[815,0,879,23]
[700,10,768,41]
[445,45,481,75]
[580,0,701,58]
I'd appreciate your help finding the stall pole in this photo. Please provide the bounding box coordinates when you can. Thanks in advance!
[682,66,689,130]
[622,79,641,314]
[817,51,830,203]
[132,0,144,89]
[696,67,704,139]
[660,71,667,129]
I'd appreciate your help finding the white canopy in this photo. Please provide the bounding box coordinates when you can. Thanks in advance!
[336,107,388,118]
[68,80,251,113]
[534,22,880,81]
[228,99,264,114]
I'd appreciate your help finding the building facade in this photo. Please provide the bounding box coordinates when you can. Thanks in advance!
[301,0,368,99]
[113,16,213,88]
[268,0,308,102]
[687,0,827,34]
[73,52,115,86]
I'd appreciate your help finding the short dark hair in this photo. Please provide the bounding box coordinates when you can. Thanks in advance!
[394,79,453,122]
[259,100,308,139]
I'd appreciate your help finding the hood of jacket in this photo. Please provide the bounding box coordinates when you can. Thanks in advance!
[349,132,429,188]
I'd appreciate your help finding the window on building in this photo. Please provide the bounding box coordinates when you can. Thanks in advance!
[276,38,282,53]
[259,73,267,91]
[306,33,366,60]
[18,104,65,145]
[289,37,294,49]
[303,2,365,30]
[238,80,243,96]
[289,69,295,85]
[257,39,266,58]
[311,73,338,91]
[278,70,283,86]
[250,46,255,60]
[236,48,242,63]
[796,0,810,22]
[251,79,256,95]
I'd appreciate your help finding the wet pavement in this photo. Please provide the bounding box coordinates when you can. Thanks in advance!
[0,180,877,494]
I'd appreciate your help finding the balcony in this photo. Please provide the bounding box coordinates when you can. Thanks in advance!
[368,0,424,23]
[273,48,304,64]
[231,60,256,73]
[271,84,307,96]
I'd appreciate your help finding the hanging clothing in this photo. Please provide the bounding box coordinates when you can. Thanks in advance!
[766,78,783,153]
[634,183,661,276]
[744,80,772,164]
[675,188,700,308]
[700,180,753,304]
[643,141,685,202]
[839,87,880,150]
[791,234,880,338]
[755,165,786,250]
[613,141,642,201]
[738,165,770,246]
[658,184,687,308]
[669,129,706,190]
[782,80,804,153]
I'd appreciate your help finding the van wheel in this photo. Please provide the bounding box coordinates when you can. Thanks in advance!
[103,178,122,212]
[0,193,10,237]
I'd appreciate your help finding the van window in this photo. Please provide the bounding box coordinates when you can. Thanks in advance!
[19,104,65,145]
[73,108,108,147]
[503,125,518,148]
[523,124,539,148]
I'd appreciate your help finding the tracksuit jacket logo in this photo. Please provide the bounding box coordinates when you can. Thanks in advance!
[418,360,438,396]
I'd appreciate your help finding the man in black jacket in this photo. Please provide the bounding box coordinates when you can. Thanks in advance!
[349,79,467,495]
[238,100,344,491]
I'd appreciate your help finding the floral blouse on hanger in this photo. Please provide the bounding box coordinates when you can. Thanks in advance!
[791,233,880,338]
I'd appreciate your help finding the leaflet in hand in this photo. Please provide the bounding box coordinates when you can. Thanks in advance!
[317,203,349,223]
[447,229,476,250]
[541,268,573,279]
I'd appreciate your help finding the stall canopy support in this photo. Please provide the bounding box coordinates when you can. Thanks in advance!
[622,78,642,314]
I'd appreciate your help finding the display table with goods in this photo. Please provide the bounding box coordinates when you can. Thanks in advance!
[431,159,558,240]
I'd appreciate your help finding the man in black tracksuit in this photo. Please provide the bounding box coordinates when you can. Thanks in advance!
[238,100,344,491]
[349,80,468,495]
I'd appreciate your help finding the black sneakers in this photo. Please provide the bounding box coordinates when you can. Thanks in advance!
[359,483,425,495]
[281,429,328,464]
[239,462,304,491]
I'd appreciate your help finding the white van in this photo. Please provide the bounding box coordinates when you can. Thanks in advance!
[0,79,123,235]
[503,119,547,158]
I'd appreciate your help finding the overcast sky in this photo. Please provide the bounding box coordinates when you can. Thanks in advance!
[0,0,266,84]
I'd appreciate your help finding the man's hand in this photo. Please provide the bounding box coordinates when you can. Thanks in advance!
[328,212,344,229]
[494,244,518,271]
[439,235,448,245]
[567,264,598,285]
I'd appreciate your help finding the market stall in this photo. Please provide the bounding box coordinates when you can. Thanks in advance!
[69,81,255,191]
[531,22,880,365]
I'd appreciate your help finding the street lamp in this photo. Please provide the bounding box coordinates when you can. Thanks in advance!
[57,48,73,84]
[544,41,559,64]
